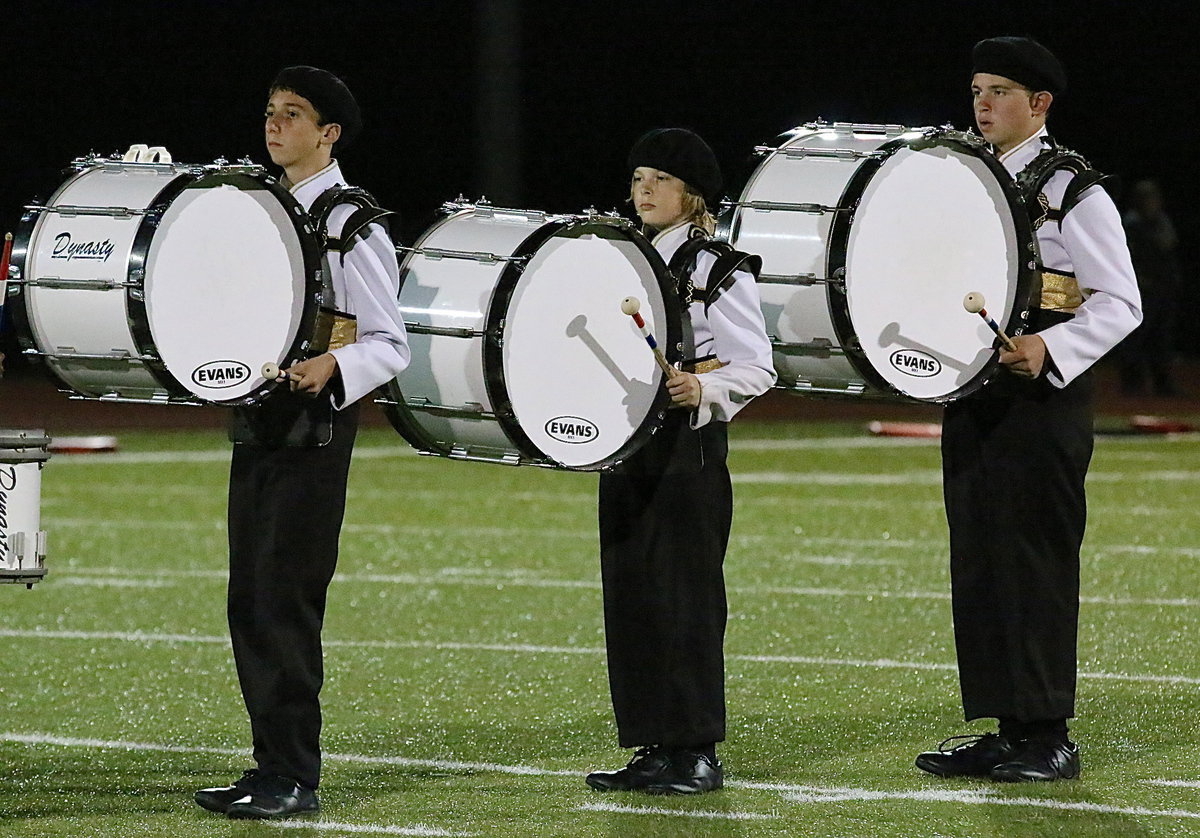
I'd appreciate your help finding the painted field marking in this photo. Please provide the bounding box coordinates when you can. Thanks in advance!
[4,732,1200,824]
[781,785,1200,819]
[733,469,1200,486]
[43,563,1200,610]
[3,629,1197,685]
[44,447,419,467]
[40,430,1198,469]
[41,511,1200,570]
[270,821,473,836]
[1147,779,1200,789]
[578,801,774,820]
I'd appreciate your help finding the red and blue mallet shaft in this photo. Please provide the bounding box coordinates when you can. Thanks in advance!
[621,296,678,377]
[963,291,1017,352]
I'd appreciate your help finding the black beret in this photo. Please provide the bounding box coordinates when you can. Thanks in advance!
[270,66,362,149]
[628,128,722,205]
[972,37,1066,96]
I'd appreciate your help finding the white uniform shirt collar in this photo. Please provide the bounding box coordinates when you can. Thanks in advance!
[997,126,1049,176]
[651,220,694,252]
[283,160,345,209]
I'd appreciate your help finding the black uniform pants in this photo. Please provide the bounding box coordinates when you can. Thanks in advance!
[598,414,731,749]
[942,370,1093,723]
[226,400,360,789]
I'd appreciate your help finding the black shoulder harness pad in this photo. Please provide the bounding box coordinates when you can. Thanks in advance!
[666,227,762,309]
[1015,137,1110,229]
[308,186,398,256]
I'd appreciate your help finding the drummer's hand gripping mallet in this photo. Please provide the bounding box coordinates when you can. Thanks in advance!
[962,291,1018,352]
[621,296,679,378]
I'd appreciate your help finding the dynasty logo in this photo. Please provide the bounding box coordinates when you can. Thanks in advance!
[0,465,15,565]
[51,232,116,262]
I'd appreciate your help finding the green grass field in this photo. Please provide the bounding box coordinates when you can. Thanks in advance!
[2,421,1198,837]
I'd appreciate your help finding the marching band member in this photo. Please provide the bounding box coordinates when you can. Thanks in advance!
[195,66,409,819]
[586,128,775,795]
[917,37,1141,782]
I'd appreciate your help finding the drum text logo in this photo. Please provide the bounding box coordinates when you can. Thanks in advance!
[192,360,252,389]
[545,416,599,445]
[889,349,942,378]
[0,466,15,565]
[51,232,115,262]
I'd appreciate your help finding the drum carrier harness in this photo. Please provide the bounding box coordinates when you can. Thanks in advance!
[306,186,397,351]
[665,225,762,374]
[1015,136,1109,314]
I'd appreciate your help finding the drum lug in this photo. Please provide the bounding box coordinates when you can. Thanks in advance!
[128,269,146,300]
[828,268,847,293]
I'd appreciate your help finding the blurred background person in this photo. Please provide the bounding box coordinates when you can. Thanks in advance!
[1120,178,1182,396]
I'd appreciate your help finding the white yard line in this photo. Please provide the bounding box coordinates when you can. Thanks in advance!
[45,564,1200,609]
[271,822,471,836]
[780,785,1200,819]
[578,801,774,820]
[2,732,1198,823]
[3,629,1197,685]
[44,447,418,466]
[1147,779,1200,789]
[733,469,1200,486]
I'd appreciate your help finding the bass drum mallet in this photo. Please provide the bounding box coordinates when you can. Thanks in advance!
[963,291,1018,352]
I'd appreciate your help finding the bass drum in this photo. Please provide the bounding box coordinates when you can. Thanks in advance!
[9,154,323,404]
[382,201,680,471]
[724,122,1036,402]
[0,430,51,588]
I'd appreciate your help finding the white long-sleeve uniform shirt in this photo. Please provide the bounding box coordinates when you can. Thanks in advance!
[287,161,410,407]
[652,223,776,428]
[998,128,1141,387]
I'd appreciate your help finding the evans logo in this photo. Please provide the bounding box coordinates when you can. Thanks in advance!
[889,349,941,378]
[191,360,251,389]
[545,416,599,445]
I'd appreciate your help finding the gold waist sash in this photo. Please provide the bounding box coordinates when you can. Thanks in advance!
[683,358,727,375]
[329,314,358,350]
[1040,271,1086,313]
[315,309,358,351]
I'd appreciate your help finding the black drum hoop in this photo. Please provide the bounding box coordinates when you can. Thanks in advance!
[9,162,322,406]
[126,167,324,406]
[826,129,1038,403]
[483,216,680,471]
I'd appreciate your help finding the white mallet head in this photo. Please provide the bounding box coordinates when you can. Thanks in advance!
[620,296,641,316]
[262,362,281,381]
[963,292,985,314]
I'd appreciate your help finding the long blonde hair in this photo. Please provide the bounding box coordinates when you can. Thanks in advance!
[681,187,717,235]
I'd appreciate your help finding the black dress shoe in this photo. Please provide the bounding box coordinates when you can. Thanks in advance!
[225,774,319,819]
[915,733,1016,777]
[643,751,723,795]
[586,747,723,795]
[194,769,260,814]
[586,746,672,791]
[991,739,1080,782]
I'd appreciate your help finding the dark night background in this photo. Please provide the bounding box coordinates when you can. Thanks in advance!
[3,0,1197,367]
